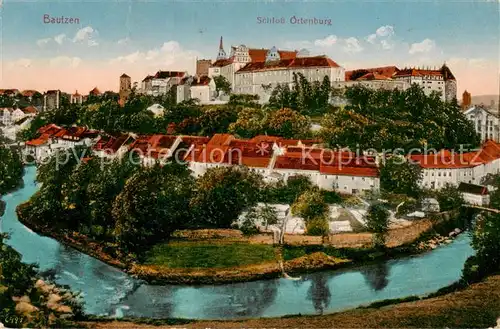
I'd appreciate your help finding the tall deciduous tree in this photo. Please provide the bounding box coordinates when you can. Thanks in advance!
[213,75,232,97]
[291,189,329,221]
[265,108,311,139]
[112,163,193,251]
[380,156,423,197]
[365,203,390,247]
[190,167,263,228]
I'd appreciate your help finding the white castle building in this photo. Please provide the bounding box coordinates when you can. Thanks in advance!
[208,37,345,103]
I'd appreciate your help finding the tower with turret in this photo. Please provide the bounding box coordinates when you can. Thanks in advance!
[441,64,457,103]
[216,36,227,60]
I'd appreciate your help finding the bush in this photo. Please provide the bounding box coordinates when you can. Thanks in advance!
[321,190,341,204]
[435,183,465,212]
[239,218,260,236]
[292,190,329,221]
[306,216,330,236]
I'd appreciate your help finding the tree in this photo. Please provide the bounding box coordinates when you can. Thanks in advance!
[306,216,330,236]
[16,113,49,141]
[213,75,231,97]
[380,156,422,197]
[85,158,139,238]
[228,94,260,108]
[464,212,500,282]
[190,167,263,228]
[435,183,465,211]
[112,163,194,251]
[0,146,23,195]
[291,189,329,221]
[198,105,238,135]
[267,73,332,116]
[228,107,266,138]
[263,175,313,204]
[265,108,311,139]
[316,84,479,151]
[365,203,390,247]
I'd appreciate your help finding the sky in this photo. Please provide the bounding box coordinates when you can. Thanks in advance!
[0,0,499,96]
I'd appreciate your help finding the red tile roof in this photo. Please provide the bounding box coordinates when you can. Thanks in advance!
[22,106,37,114]
[237,55,339,73]
[345,66,399,81]
[212,58,234,67]
[0,89,19,96]
[248,48,297,62]
[154,71,185,79]
[357,72,392,81]
[409,140,500,169]
[191,76,212,86]
[38,124,62,136]
[394,68,443,78]
[89,87,101,95]
[93,134,132,154]
[26,134,50,146]
[21,90,39,97]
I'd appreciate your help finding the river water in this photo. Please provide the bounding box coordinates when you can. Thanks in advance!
[0,166,475,319]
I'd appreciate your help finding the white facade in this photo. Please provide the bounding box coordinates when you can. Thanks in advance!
[146,104,166,117]
[190,79,216,104]
[464,105,499,142]
[0,108,26,126]
[418,156,500,190]
[332,80,409,92]
[394,75,446,101]
[462,192,490,206]
[235,65,345,104]
[187,148,379,195]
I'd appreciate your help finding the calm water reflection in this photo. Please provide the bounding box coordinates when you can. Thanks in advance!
[0,166,475,319]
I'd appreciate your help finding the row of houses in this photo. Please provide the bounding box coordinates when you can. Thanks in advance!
[139,71,219,104]
[0,106,38,126]
[25,124,380,195]
[25,123,500,197]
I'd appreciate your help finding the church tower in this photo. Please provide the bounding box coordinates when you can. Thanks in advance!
[216,36,227,60]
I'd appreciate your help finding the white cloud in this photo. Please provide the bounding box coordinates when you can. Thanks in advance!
[366,34,377,44]
[7,58,31,68]
[36,38,51,47]
[343,37,363,53]
[73,26,99,46]
[376,25,394,37]
[54,34,66,45]
[117,37,130,45]
[314,35,337,47]
[49,56,82,68]
[108,41,200,76]
[381,39,393,50]
[409,39,436,55]
[366,25,394,48]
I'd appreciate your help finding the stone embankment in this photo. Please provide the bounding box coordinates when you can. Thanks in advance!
[415,228,462,251]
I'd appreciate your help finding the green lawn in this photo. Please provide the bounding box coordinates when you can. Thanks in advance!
[143,242,277,268]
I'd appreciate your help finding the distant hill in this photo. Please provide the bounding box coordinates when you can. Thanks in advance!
[471,95,499,107]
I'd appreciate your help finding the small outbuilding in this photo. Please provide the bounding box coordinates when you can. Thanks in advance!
[458,182,490,206]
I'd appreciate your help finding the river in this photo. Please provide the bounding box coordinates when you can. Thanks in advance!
[0,165,475,319]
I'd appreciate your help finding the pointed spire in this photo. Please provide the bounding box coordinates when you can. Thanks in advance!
[219,36,223,50]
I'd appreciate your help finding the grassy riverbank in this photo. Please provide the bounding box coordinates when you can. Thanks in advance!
[80,273,500,329]
[16,201,465,285]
